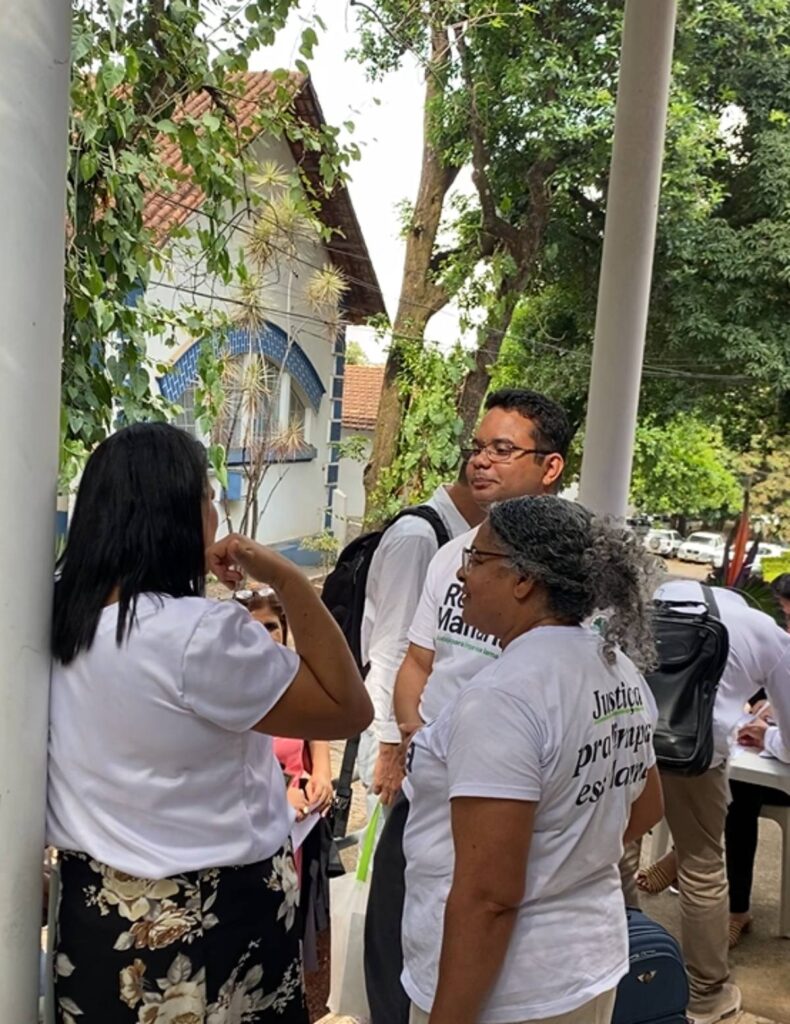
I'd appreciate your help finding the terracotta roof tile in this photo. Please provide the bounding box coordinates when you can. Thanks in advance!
[143,72,385,324]
[341,364,385,430]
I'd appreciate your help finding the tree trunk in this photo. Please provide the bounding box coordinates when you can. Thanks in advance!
[363,26,459,523]
[457,285,521,439]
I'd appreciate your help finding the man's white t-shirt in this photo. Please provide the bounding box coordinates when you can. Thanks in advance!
[655,580,790,764]
[47,594,299,878]
[408,527,500,726]
[361,486,471,743]
[401,626,657,1022]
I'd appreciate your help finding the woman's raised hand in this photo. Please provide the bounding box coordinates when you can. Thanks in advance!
[206,533,296,591]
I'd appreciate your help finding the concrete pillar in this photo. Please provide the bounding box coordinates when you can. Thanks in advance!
[0,1,71,1019]
[578,0,677,518]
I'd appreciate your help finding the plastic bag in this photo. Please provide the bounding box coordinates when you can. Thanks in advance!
[327,803,381,1019]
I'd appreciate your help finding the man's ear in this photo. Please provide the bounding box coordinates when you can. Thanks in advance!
[541,453,565,490]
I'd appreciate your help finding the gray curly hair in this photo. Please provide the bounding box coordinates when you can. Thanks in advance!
[488,495,658,670]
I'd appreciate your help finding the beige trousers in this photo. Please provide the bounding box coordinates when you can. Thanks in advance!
[408,987,616,1024]
[658,763,731,1008]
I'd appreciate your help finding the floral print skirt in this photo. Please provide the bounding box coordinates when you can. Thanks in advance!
[54,847,308,1023]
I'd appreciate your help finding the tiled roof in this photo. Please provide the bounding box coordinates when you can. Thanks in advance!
[341,364,385,430]
[143,72,385,324]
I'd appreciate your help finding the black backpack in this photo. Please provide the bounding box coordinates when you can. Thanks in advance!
[323,505,451,836]
[645,585,729,776]
[321,505,451,671]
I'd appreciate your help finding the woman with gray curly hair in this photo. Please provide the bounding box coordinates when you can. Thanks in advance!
[401,495,664,1024]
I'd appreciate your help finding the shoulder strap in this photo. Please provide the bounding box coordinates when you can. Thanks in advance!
[332,734,359,839]
[700,584,720,619]
[388,504,451,548]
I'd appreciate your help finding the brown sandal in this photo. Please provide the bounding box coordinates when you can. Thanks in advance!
[636,851,678,895]
[729,915,752,948]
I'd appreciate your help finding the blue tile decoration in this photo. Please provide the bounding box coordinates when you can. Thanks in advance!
[157,321,326,412]
[323,328,348,536]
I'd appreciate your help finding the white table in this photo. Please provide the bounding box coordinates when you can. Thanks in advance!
[729,748,790,796]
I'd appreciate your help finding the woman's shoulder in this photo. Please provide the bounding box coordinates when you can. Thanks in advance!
[133,594,246,640]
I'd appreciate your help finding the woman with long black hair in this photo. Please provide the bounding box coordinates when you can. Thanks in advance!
[48,422,371,1023]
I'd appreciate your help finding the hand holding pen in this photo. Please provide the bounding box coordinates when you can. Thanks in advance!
[737,702,774,752]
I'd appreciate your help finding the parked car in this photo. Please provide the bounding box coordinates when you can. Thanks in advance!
[751,543,790,577]
[676,532,727,567]
[643,529,683,558]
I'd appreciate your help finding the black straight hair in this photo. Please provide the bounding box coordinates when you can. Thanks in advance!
[52,422,210,664]
[484,388,572,459]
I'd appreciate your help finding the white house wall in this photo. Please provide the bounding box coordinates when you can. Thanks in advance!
[338,426,371,525]
[146,134,343,553]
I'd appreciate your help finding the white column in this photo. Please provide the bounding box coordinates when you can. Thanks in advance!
[578,0,677,518]
[0,2,71,1020]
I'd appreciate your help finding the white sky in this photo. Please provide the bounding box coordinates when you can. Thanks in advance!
[251,1,469,361]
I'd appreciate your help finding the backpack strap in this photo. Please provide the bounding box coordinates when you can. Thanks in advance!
[388,504,451,549]
[700,584,721,620]
[331,504,450,840]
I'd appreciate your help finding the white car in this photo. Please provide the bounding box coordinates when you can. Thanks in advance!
[751,543,789,576]
[677,532,726,568]
[643,529,683,558]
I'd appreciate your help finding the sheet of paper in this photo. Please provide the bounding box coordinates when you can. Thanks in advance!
[290,810,321,851]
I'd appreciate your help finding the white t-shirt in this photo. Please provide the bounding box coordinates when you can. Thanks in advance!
[47,594,299,878]
[402,626,657,1022]
[361,486,471,743]
[408,528,501,727]
[654,580,790,764]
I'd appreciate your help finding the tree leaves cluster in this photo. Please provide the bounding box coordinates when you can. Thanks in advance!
[355,1,790,525]
[63,0,352,485]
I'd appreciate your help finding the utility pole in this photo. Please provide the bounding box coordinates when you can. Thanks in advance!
[0,2,71,1020]
[578,0,677,518]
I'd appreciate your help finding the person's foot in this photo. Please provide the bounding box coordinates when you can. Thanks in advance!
[728,912,753,948]
[688,982,742,1024]
[636,849,678,895]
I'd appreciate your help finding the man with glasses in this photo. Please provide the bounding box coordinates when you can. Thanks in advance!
[359,461,485,813]
[364,388,572,1024]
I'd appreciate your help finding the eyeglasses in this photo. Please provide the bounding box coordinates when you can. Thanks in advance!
[460,442,553,463]
[461,546,511,574]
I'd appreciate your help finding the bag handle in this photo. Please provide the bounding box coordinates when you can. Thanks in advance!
[356,802,382,883]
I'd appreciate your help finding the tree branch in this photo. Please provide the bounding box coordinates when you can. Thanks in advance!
[453,24,521,253]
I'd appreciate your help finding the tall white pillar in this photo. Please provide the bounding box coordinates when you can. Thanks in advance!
[578,0,677,518]
[0,2,71,1020]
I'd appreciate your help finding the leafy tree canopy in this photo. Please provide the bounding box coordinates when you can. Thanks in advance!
[629,414,742,522]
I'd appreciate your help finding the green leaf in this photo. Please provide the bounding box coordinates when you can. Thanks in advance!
[79,151,100,182]
[100,61,125,93]
[299,26,319,59]
[208,444,229,490]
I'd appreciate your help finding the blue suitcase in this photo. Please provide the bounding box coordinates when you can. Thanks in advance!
[612,908,689,1024]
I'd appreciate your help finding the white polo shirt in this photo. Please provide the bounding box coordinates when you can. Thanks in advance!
[655,580,790,764]
[47,594,299,878]
[360,486,471,743]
